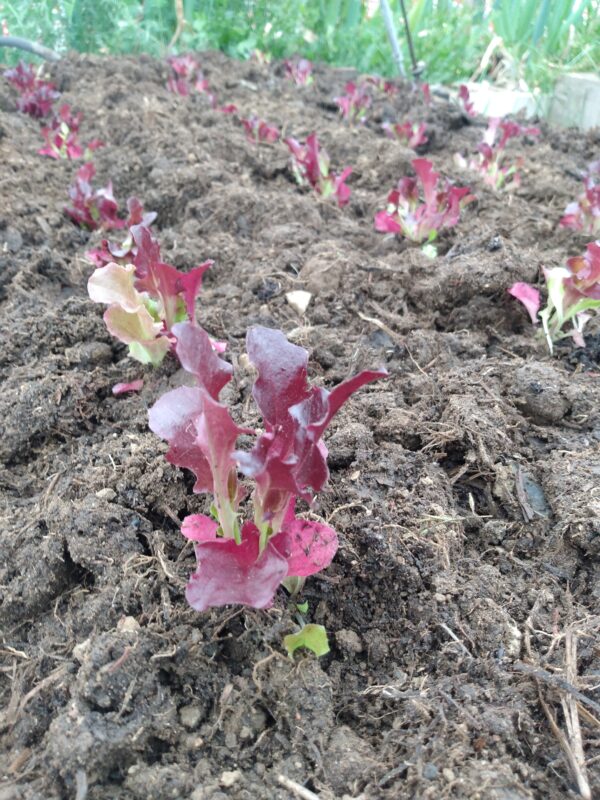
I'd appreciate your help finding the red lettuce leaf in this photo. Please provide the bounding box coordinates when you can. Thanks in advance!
[275,515,338,577]
[131,225,213,328]
[508,283,541,324]
[186,522,288,610]
[181,514,219,542]
[171,321,233,399]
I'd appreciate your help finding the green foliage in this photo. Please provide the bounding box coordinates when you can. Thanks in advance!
[1,0,598,91]
[284,624,330,658]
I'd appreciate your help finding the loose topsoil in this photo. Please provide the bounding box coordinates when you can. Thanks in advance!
[1,52,599,800]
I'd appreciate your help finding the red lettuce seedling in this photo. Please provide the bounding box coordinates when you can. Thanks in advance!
[3,60,59,118]
[374,158,474,247]
[509,240,600,351]
[166,55,217,106]
[285,133,352,207]
[365,75,397,96]
[458,84,476,117]
[65,163,125,230]
[421,82,432,105]
[240,116,280,145]
[88,225,213,365]
[455,117,540,191]
[166,54,202,95]
[39,104,104,160]
[86,198,157,267]
[284,58,313,86]
[560,161,600,236]
[149,322,387,611]
[4,60,37,93]
[382,121,428,149]
[334,81,372,124]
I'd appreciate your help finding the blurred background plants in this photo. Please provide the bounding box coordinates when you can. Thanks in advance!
[1,0,598,91]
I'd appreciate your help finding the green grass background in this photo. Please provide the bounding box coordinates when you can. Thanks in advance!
[1,0,598,90]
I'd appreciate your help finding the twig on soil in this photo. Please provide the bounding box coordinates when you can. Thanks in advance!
[356,310,403,345]
[116,676,137,719]
[153,539,177,581]
[537,687,591,800]
[438,623,473,659]
[0,646,29,660]
[150,645,178,661]
[251,651,279,694]
[210,607,245,640]
[326,502,371,523]
[560,629,591,798]
[367,299,410,329]
[512,662,600,717]
[206,682,235,740]
[277,774,321,800]
[357,308,435,377]
[357,262,404,275]
[8,748,32,775]
[4,664,69,727]
[438,690,482,729]
[42,469,66,507]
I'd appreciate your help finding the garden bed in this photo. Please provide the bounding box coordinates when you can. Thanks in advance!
[0,52,599,800]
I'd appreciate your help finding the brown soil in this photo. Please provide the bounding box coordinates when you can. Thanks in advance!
[1,52,599,800]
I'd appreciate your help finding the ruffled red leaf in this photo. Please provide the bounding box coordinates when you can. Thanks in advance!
[186,522,288,610]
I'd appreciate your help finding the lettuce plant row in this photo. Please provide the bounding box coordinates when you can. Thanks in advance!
[6,52,599,643]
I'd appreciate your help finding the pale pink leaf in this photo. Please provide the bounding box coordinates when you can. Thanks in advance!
[276,517,338,577]
[508,282,541,325]
[112,379,144,395]
[181,514,219,542]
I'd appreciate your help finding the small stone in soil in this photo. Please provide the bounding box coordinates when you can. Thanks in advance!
[220,770,242,788]
[180,705,202,729]
[335,628,363,654]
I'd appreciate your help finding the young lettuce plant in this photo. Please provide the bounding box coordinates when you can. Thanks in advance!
[86,198,157,267]
[509,240,600,352]
[240,116,280,145]
[88,225,213,365]
[333,81,372,124]
[65,163,127,230]
[455,117,540,191]
[39,104,104,160]
[374,158,474,251]
[560,161,600,236]
[284,58,313,86]
[382,121,428,149]
[458,84,476,117]
[3,60,59,118]
[148,322,387,611]
[285,133,352,207]
[166,55,217,106]
[365,75,397,96]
